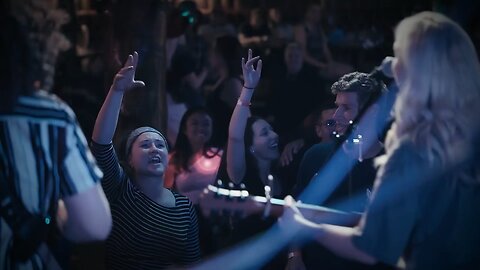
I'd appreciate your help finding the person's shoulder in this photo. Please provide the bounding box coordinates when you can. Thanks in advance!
[379,137,428,177]
[172,190,194,208]
[388,138,423,162]
[304,141,336,157]
[19,90,77,121]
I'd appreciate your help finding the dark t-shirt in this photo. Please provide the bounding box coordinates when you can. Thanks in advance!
[294,142,393,270]
[353,140,480,269]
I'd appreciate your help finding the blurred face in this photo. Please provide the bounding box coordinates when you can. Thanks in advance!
[333,92,359,135]
[184,112,213,147]
[129,132,168,178]
[269,8,281,23]
[250,12,264,28]
[250,119,279,160]
[285,47,304,74]
[315,108,336,141]
[306,5,322,24]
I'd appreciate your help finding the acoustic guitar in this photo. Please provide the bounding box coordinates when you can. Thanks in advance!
[198,184,362,227]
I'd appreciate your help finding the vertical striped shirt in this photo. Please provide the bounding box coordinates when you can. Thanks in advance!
[0,90,102,269]
[90,141,200,269]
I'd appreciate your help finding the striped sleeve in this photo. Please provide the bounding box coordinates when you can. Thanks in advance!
[60,121,103,197]
[181,201,201,264]
[89,141,127,201]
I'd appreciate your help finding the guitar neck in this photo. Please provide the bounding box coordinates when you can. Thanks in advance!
[200,185,362,227]
[250,196,362,227]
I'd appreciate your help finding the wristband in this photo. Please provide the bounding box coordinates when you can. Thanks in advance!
[243,85,255,90]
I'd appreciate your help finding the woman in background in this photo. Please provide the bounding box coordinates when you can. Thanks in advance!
[165,107,222,204]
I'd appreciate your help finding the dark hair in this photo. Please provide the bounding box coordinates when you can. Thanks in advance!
[171,107,220,173]
[331,71,391,140]
[242,116,282,195]
[0,12,39,112]
[1,1,70,113]
[314,102,337,124]
[331,72,385,111]
[245,116,275,176]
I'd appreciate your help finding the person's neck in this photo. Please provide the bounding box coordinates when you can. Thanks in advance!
[190,143,207,162]
[134,175,175,207]
[191,143,205,155]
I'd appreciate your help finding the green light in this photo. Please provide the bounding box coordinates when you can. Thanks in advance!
[45,217,51,225]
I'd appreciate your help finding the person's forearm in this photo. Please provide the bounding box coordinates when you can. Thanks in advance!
[92,87,124,144]
[317,224,376,265]
[228,86,253,141]
[226,86,254,183]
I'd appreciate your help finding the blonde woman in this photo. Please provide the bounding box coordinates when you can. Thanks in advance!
[283,11,480,270]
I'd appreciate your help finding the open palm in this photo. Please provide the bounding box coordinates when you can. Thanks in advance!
[111,51,145,92]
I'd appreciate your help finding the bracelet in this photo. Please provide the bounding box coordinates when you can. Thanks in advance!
[237,99,251,107]
[243,85,255,90]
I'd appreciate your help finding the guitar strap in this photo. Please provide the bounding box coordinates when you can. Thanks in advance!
[0,172,57,263]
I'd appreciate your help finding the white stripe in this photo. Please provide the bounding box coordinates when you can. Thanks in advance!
[0,115,69,127]
[63,125,96,193]
[8,119,40,213]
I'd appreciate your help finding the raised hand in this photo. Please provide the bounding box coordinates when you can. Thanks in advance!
[111,51,145,92]
[241,49,263,89]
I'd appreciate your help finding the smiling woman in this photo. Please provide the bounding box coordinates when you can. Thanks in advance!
[218,49,288,269]
[165,107,223,204]
[90,52,200,269]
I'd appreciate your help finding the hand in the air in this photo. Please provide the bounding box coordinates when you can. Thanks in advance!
[111,51,145,92]
[242,49,263,89]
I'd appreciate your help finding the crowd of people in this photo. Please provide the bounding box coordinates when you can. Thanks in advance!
[1,0,480,269]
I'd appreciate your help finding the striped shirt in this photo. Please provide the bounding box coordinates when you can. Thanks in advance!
[90,142,200,269]
[0,90,102,269]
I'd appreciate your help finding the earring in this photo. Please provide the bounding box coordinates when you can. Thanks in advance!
[250,147,255,154]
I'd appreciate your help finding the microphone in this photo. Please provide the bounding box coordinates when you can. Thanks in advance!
[368,56,395,86]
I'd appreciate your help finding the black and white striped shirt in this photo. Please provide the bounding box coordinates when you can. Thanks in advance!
[0,90,102,269]
[90,142,200,269]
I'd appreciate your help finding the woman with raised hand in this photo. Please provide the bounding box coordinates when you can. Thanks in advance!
[222,49,288,269]
[282,11,480,270]
[91,52,200,269]
[227,49,284,197]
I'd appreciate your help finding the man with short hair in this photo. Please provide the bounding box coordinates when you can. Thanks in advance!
[288,71,395,270]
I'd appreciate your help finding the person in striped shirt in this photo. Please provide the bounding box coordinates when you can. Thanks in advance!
[91,51,200,269]
[0,2,112,269]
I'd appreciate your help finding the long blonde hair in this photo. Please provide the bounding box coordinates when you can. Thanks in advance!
[384,12,480,181]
